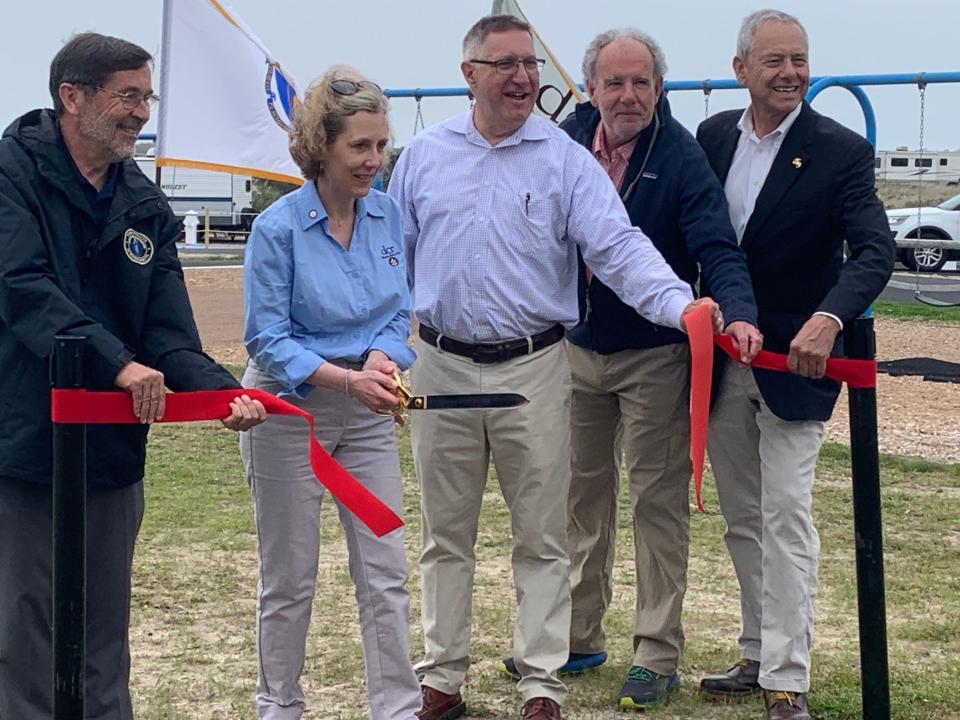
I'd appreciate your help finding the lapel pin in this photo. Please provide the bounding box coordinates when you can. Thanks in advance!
[792,157,803,169]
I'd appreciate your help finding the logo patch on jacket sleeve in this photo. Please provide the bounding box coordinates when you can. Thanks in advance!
[123,229,154,265]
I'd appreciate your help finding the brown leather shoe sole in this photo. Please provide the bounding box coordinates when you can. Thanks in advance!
[700,685,763,704]
[420,702,465,720]
[418,702,466,720]
[417,689,466,720]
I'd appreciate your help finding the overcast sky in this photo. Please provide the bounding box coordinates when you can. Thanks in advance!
[5,0,959,151]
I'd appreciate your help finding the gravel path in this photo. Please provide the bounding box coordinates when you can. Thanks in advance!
[185,267,960,463]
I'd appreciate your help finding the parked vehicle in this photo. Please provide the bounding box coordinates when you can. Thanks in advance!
[887,192,960,272]
[134,140,257,231]
[876,149,960,184]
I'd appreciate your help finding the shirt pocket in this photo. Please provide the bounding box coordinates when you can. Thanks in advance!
[512,191,562,257]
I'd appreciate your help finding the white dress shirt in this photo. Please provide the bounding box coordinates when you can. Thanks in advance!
[388,110,693,342]
[723,103,842,330]
[724,102,802,244]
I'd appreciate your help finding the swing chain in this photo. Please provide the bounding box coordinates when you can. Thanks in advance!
[413,94,425,136]
[702,81,711,119]
[913,78,927,295]
[911,76,960,304]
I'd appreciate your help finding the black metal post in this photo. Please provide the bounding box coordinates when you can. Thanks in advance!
[52,335,86,719]
[845,316,891,720]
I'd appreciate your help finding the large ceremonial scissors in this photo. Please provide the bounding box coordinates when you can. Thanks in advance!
[381,373,528,414]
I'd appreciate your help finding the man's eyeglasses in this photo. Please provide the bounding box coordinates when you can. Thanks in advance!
[470,57,546,75]
[85,85,160,109]
[330,79,384,96]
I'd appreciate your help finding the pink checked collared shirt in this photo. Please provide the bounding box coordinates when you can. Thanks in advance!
[583,122,641,283]
[591,121,641,192]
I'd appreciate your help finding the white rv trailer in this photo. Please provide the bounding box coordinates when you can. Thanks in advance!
[133,140,256,230]
[875,148,960,184]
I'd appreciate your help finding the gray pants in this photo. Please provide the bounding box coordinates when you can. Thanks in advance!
[707,361,823,693]
[240,363,420,720]
[566,341,691,675]
[0,477,144,720]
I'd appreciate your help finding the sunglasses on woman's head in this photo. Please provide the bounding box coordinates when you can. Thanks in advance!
[330,79,383,96]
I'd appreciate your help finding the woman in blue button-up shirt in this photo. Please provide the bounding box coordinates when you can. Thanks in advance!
[239,67,420,720]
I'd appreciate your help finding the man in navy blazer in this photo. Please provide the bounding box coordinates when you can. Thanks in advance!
[695,9,894,720]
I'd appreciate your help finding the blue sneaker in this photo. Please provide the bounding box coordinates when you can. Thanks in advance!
[617,666,680,711]
[498,651,608,681]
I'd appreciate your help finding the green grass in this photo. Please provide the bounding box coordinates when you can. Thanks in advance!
[873,300,960,324]
[130,423,960,719]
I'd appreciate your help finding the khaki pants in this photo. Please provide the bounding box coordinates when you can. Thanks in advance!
[240,363,420,720]
[566,340,692,675]
[707,361,823,693]
[411,337,571,706]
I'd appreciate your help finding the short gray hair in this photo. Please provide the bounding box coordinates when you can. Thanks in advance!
[462,15,532,60]
[582,29,668,88]
[737,9,807,59]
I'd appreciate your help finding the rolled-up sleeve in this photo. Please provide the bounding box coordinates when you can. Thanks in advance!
[243,215,323,397]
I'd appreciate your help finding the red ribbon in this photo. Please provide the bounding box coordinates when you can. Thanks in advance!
[50,388,404,537]
[687,306,715,513]
[686,306,878,511]
[713,334,877,389]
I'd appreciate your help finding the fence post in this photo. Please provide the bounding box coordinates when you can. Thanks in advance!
[52,335,87,719]
[845,316,891,720]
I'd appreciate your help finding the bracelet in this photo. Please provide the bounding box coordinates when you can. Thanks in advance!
[344,369,352,397]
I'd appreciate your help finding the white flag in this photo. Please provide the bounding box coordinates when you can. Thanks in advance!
[490,0,585,123]
[157,0,303,184]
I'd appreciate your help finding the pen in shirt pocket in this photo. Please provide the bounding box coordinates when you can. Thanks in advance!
[525,192,530,216]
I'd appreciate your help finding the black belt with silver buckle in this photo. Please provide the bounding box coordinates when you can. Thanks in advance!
[418,324,565,364]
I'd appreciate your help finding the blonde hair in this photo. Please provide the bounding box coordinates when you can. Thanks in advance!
[288,65,389,180]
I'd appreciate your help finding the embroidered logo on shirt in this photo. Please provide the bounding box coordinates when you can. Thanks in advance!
[381,245,401,267]
[123,229,154,265]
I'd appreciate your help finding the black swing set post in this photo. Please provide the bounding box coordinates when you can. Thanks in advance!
[51,335,87,720]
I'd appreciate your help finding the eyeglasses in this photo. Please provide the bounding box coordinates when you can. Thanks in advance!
[330,79,383,96]
[470,57,546,75]
[86,85,160,109]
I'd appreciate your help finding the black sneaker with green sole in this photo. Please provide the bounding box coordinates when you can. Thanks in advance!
[617,665,680,711]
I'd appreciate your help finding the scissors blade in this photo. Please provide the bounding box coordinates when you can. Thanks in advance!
[406,393,529,410]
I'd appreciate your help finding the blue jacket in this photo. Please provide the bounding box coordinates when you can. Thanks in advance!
[561,96,757,353]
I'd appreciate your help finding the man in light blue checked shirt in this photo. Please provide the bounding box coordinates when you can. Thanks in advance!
[389,15,724,720]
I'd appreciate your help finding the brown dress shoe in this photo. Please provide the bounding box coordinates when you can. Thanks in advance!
[764,690,811,720]
[416,685,466,720]
[700,658,761,702]
[522,696,562,720]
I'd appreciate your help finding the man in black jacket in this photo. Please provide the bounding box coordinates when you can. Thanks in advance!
[500,28,761,711]
[696,11,894,720]
[0,33,265,718]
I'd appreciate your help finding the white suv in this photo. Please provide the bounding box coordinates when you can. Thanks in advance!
[886,193,960,272]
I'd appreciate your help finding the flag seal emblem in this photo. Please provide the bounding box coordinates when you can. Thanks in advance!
[265,62,297,132]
